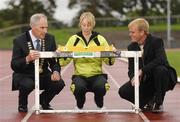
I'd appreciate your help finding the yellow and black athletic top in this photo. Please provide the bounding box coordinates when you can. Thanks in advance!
[60,31,115,77]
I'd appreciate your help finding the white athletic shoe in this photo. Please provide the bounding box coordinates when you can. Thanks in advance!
[97,106,106,110]
[74,106,83,110]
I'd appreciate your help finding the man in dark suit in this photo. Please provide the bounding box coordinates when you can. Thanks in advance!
[11,13,65,112]
[119,18,177,113]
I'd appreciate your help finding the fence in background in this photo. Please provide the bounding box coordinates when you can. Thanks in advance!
[1,15,180,36]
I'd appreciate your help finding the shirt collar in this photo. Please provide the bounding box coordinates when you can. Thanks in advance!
[29,30,41,47]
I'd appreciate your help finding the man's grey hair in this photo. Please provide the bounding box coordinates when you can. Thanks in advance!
[30,13,47,27]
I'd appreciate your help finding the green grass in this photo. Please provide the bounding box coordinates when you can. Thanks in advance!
[150,24,180,32]
[1,23,180,49]
[48,28,78,45]
[166,50,180,76]
[0,35,14,50]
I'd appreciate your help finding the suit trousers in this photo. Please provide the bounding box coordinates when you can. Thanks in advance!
[18,73,65,107]
[119,65,170,108]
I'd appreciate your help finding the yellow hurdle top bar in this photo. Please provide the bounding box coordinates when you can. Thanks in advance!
[57,45,114,52]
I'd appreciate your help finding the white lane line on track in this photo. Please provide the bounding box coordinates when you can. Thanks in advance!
[103,59,150,122]
[21,63,72,122]
[139,112,150,122]
[103,67,120,88]
[61,63,72,75]
[0,64,9,68]
[21,106,35,122]
[0,75,11,82]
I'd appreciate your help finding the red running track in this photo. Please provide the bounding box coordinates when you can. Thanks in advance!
[0,50,180,122]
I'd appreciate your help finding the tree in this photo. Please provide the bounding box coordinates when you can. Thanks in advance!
[68,0,114,18]
[124,0,167,16]
[68,0,169,19]
[0,0,56,28]
[171,0,180,15]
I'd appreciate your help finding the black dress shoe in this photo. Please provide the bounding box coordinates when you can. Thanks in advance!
[141,98,155,112]
[142,103,153,112]
[40,101,54,110]
[18,105,28,112]
[41,104,54,110]
[152,103,163,113]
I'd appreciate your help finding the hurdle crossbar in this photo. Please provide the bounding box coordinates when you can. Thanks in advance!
[34,51,141,114]
[38,109,136,114]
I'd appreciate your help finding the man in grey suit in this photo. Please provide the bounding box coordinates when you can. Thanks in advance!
[119,18,177,113]
[11,13,65,112]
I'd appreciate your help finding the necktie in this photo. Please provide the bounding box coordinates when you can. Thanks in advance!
[36,39,41,51]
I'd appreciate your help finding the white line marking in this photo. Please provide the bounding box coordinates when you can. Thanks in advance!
[21,106,35,122]
[0,64,9,68]
[21,63,71,121]
[0,75,11,82]
[103,67,120,88]
[139,112,150,122]
[61,63,72,75]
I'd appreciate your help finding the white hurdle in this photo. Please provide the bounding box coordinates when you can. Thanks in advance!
[34,51,142,114]
[178,77,180,83]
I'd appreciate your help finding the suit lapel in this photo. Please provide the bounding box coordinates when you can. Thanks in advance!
[143,34,151,62]
[25,31,35,50]
[44,35,48,51]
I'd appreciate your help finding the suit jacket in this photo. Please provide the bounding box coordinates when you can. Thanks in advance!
[127,42,143,80]
[142,34,177,90]
[128,34,177,90]
[142,34,169,74]
[11,31,61,90]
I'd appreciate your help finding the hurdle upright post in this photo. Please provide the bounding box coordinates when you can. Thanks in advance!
[35,59,40,114]
[134,52,140,113]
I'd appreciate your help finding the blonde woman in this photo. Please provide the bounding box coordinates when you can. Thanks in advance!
[60,12,115,109]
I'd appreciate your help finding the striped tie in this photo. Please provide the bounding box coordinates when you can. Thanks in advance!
[36,39,41,51]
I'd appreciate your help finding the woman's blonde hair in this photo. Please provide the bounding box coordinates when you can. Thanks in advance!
[128,18,149,34]
[79,12,96,29]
